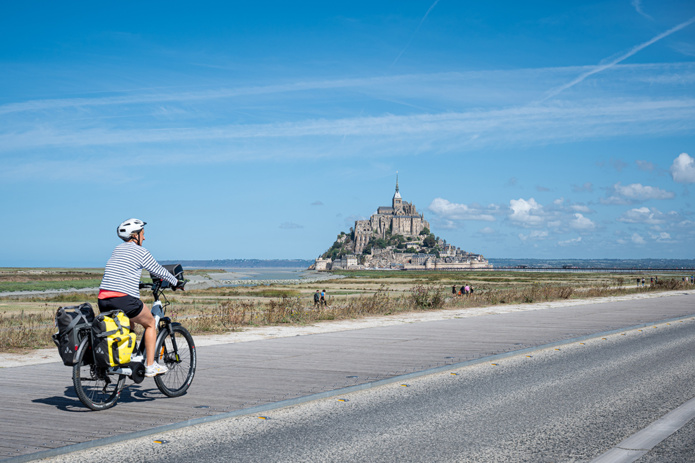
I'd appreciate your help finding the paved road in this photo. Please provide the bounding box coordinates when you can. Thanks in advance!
[1,291,694,462]
[44,315,695,462]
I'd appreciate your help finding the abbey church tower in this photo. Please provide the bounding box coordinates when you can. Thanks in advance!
[392,174,403,213]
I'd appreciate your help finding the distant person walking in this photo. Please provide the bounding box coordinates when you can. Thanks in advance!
[320,289,327,306]
[452,285,456,296]
[464,284,471,296]
[313,290,320,308]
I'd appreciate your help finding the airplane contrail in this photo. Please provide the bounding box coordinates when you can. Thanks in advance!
[392,0,441,67]
[543,15,695,101]
[631,0,653,21]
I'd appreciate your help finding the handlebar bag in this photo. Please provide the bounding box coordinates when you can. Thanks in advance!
[149,263,184,288]
[92,310,137,367]
[52,303,95,366]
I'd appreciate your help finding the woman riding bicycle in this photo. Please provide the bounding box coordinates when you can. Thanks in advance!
[98,218,182,377]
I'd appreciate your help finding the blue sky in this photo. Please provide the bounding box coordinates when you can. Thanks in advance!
[1,1,694,266]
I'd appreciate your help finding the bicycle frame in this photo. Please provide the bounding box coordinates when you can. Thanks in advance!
[126,281,187,380]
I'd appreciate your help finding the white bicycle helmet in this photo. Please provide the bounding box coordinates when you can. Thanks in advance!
[117,218,147,241]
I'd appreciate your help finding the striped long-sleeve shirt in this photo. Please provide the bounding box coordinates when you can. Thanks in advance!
[100,241,178,298]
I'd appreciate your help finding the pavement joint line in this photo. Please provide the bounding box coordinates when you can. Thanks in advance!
[4,312,694,463]
[590,395,695,463]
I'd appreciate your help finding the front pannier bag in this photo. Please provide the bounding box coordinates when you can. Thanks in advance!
[53,303,95,366]
[92,310,136,367]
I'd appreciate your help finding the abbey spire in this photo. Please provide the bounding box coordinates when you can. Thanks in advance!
[392,172,403,211]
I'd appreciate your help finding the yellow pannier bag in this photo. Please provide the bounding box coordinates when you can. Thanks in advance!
[92,310,137,367]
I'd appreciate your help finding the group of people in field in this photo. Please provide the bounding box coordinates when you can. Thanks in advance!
[313,289,328,307]
[636,276,694,287]
[452,284,474,296]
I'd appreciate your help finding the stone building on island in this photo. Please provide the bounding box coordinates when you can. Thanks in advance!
[354,176,430,254]
[313,176,492,271]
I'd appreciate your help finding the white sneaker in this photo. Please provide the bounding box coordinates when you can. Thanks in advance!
[145,361,168,377]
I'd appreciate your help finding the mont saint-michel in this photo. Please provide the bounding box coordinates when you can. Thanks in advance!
[313,177,492,271]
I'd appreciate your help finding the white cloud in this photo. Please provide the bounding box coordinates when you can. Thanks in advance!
[428,198,498,221]
[558,237,582,246]
[611,159,629,172]
[570,205,592,213]
[618,207,666,224]
[632,233,646,245]
[279,222,303,229]
[569,213,596,231]
[479,227,496,235]
[3,97,695,160]
[602,182,675,204]
[670,153,695,183]
[572,182,593,193]
[636,160,656,171]
[614,182,674,200]
[649,232,672,242]
[519,230,548,241]
[509,198,544,226]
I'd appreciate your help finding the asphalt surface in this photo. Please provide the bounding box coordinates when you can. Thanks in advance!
[42,314,695,462]
[3,291,695,462]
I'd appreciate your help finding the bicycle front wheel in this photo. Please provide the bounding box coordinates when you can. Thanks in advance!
[73,355,125,411]
[154,325,196,397]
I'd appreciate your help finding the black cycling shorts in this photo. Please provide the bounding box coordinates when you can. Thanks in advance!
[98,295,144,319]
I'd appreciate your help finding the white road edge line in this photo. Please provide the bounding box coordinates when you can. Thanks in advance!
[591,395,695,462]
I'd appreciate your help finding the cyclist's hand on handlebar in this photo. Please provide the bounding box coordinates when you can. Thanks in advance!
[174,280,186,291]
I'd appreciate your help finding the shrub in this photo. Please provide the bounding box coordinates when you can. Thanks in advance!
[410,284,445,309]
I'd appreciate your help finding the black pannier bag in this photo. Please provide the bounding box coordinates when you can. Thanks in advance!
[53,303,95,366]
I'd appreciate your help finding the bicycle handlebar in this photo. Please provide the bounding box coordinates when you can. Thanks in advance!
[139,279,186,291]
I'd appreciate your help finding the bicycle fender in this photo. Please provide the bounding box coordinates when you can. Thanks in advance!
[74,336,91,364]
[155,322,181,344]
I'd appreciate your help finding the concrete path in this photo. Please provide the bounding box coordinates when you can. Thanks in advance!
[1,291,694,462]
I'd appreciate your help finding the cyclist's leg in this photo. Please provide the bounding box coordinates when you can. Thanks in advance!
[130,303,156,366]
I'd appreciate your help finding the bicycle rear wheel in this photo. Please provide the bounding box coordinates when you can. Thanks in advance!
[154,325,196,397]
[73,354,125,411]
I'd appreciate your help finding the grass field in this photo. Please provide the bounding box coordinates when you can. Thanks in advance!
[1,267,691,352]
